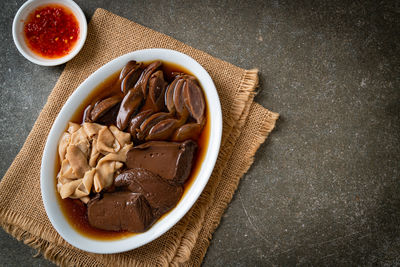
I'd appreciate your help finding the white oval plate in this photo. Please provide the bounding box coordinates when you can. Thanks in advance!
[41,48,222,254]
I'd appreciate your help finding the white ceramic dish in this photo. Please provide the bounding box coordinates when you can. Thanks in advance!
[41,48,222,254]
[12,0,87,66]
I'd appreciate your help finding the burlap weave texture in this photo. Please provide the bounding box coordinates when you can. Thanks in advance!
[0,9,278,266]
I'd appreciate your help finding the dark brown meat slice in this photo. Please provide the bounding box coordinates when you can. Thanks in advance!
[136,112,171,140]
[115,168,183,217]
[126,140,197,184]
[90,95,122,122]
[146,70,167,112]
[183,79,205,124]
[95,103,121,126]
[116,89,143,130]
[165,78,181,114]
[119,60,139,81]
[121,62,143,94]
[129,109,153,136]
[146,118,179,141]
[171,122,202,141]
[173,79,186,115]
[87,192,154,232]
[134,61,162,98]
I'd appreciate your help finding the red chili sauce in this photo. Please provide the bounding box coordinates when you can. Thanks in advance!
[24,4,80,58]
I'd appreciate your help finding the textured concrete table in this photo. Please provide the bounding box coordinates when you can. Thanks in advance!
[1,0,399,265]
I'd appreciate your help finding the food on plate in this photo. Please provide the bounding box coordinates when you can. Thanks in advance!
[88,192,153,233]
[115,168,184,218]
[24,4,80,58]
[57,122,132,203]
[56,60,209,236]
[126,140,197,184]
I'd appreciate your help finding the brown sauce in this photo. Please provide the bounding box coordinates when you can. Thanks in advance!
[56,61,210,240]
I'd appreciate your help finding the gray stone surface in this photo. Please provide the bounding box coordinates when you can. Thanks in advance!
[0,0,399,266]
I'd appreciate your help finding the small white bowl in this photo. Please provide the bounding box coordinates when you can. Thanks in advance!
[12,0,87,66]
[41,49,223,254]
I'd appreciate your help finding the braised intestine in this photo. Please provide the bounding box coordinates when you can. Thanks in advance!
[57,122,132,203]
[84,61,206,143]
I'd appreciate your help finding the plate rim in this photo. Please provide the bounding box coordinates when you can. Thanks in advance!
[40,48,222,254]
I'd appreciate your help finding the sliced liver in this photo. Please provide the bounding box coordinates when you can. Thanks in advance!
[87,192,154,232]
[115,168,183,217]
[126,140,197,184]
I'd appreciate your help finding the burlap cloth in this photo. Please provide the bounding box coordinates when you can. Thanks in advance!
[0,9,278,266]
